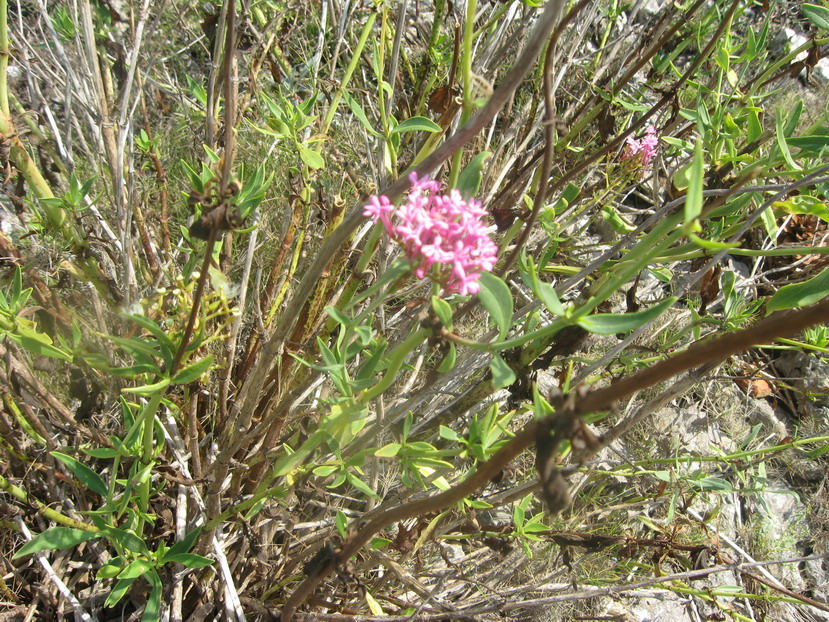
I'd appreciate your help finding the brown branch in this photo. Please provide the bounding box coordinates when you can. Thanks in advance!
[741,570,829,614]
[494,0,591,278]
[280,297,829,620]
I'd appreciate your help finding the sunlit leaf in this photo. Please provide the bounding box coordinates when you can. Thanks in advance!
[13,527,99,559]
[478,273,513,340]
[576,297,677,335]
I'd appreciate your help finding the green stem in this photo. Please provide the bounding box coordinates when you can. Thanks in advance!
[448,0,478,188]
[136,391,164,535]
[0,473,99,532]
[656,244,829,262]
[0,0,9,117]
[321,12,377,135]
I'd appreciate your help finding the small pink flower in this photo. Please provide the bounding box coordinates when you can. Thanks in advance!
[622,126,659,173]
[363,173,498,295]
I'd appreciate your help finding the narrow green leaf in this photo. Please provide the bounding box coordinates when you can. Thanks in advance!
[102,526,150,556]
[390,116,442,134]
[346,472,380,499]
[477,272,513,340]
[684,139,704,225]
[436,342,456,373]
[775,108,800,170]
[803,3,829,30]
[172,354,213,385]
[161,553,214,568]
[343,92,382,138]
[117,558,153,580]
[96,560,124,579]
[127,314,176,355]
[529,260,565,316]
[787,135,829,154]
[122,377,171,395]
[366,590,385,615]
[335,511,348,538]
[576,297,677,335]
[104,577,136,608]
[767,265,829,312]
[375,443,401,457]
[13,527,100,559]
[325,306,354,327]
[165,528,203,558]
[16,337,72,361]
[142,571,162,622]
[489,354,516,390]
[455,151,491,199]
[431,296,453,331]
[50,452,108,497]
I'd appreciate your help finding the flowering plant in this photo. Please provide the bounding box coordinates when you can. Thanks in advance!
[364,173,499,295]
[622,125,659,173]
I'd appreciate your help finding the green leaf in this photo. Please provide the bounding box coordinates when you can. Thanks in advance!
[803,3,829,30]
[298,144,324,169]
[366,590,385,615]
[343,92,381,138]
[15,336,73,361]
[161,553,214,568]
[102,526,150,556]
[601,205,635,233]
[370,537,392,549]
[272,430,327,477]
[390,116,442,134]
[439,425,460,441]
[688,232,741,250]
[775,108,800,170]
[431,296,453,331]
[346,472,380,499]
[774,196,829,222]
[325,306,354,328]
[436,342,456,373]
[787,135,829,155]
[767,265,829,312]
[529,261,565,316]
[335,511,348,538]
[13,527,99,559]
[455,151,491,199]
[477,272,513,340]
[117,558,153,580]
[164,527,201,561]
[489,354,516,390]
[684,139,704,226]
[347,258,410,310]
[576,297,677,335]
[375,443,401,457]
[172,354,213,385]
[104,577,136,608]
[127,314,176,357]
[122,377,171,395]
[692,477,733,493]
[96,559,124,579]
[313,465,339,476]
[142,571,162,622]
[50,452,108,497]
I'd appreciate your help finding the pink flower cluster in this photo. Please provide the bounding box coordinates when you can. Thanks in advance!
[622,126,659,172]
[364,173,498,296]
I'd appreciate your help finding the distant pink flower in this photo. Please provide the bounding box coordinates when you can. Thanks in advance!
[622,126,659,173]
[363,173,498,295]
